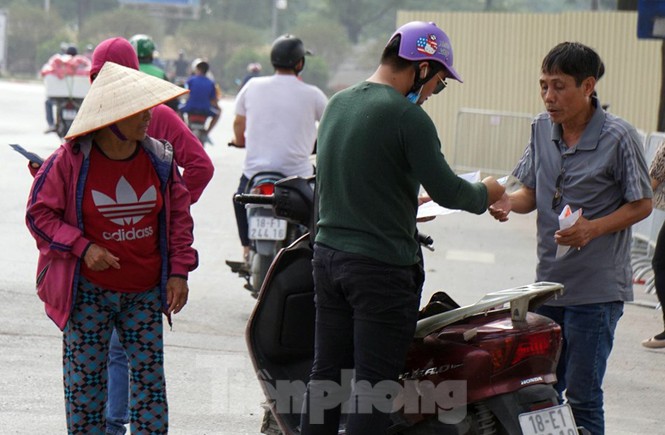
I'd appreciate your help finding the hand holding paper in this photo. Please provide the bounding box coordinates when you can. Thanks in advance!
[417,171,480,219]
[555,205,581,258]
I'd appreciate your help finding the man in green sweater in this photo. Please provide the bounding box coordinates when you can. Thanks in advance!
[300,21,505,434]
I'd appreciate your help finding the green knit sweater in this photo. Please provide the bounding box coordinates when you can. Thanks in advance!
[315,81,488,266]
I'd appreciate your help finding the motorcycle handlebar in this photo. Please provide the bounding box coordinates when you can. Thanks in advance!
[233,193,274,205]
[417,233,434,252]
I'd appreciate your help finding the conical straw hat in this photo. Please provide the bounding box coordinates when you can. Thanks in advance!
[65,61,188,139]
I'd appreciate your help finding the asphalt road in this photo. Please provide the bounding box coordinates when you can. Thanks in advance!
[0,79,662,434]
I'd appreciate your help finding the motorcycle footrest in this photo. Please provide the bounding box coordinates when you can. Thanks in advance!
[225,260,250,275]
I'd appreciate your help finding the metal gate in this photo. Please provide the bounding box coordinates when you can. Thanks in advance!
[452,108,533,177]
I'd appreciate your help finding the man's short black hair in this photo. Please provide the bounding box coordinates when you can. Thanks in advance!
[197,62,209,74]
[381,35,413,71]
[541,42,605,86]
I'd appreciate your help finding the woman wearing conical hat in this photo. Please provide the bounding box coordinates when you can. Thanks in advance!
[26,62,197,434]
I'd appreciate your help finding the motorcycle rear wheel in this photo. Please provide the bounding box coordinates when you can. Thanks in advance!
[399,403,502,435]
[56,119,71,139]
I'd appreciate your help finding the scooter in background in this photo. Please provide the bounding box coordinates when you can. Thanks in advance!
[52,96,83,139]
[226,174,311,298]
[183,111,213,146]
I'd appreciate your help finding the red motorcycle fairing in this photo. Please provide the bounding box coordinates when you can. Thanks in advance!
[397,311,561,432]
[246,233,566,435]
[187,113,208,124]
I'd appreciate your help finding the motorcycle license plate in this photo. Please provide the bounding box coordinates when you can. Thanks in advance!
[519,404,577,435]
[62,109,77,120]
[249,216,287,240]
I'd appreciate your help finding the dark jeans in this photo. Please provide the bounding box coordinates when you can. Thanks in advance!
[45,98,54,127]
[536,302,623,435]
[233,175,250,246]
[300,244,424,435]
[652,222,665,328]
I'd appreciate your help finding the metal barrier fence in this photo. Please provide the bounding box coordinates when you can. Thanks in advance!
[451,108,533,177]
[632,131,665,308]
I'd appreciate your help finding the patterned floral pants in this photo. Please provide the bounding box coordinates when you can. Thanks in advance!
[63,277,167,434]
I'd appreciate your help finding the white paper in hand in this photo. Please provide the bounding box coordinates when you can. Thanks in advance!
[555,205,581,259]
[417,171,481,219]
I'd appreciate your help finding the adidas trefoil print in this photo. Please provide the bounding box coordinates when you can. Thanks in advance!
[92,176,157,241]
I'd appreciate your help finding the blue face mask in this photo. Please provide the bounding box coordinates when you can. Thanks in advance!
[406,86,422,104]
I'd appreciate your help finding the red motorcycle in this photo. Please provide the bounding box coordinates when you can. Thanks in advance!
[240,176,587,435]
[182,111,212,146]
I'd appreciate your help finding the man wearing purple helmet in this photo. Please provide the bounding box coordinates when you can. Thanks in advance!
[300,22,505,434]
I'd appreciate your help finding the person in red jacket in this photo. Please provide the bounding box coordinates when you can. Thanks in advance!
[26,61,197,434]
[28,37,214,435]
[92,37,213,435]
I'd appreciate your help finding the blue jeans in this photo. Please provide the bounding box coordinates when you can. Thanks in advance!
[106,329,129,435]
[45,99,54,127]
[536,302,623,435]
[300,244,424,435]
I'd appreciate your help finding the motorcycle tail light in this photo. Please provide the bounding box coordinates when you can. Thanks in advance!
[477,336,514,371]
[189,114,208,123]
[253,183,275,196]
[511,330,559,366]
[475,328,560,371]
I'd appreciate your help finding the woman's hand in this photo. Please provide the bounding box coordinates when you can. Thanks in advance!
[167,276,189,315]
[83,244,120,271]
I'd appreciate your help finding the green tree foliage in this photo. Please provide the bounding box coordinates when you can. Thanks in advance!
[222,48,271,94]
[205,0,318,38]
[174,18,262,91]
[5,2,64,75]
[0,0,622,81]
[321,0,402,43]
[292,16,351,68]
[300,54,329,94]
[79,9,163,48]
[205,0,275,30]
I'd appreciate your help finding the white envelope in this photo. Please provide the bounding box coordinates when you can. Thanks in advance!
[417,171,481,219]
[555,204,581,258]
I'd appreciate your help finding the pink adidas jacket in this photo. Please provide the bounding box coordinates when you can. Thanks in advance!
[26,137,198,330]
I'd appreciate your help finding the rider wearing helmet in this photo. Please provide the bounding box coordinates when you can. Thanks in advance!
[269,34,310,72]
[230,34,328,263]
[178,57,221,140]
[129,34,167,80]
[299,22,505,434]
[172,49,189,85]
[239,62,262,90]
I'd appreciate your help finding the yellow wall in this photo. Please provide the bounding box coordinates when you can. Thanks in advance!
[397,10,662,162]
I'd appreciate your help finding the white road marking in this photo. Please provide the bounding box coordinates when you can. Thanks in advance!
[445,250,495,264]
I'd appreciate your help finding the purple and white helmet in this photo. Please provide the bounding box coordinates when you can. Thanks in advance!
[389,21,463,83]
